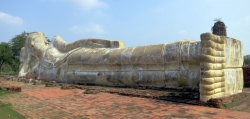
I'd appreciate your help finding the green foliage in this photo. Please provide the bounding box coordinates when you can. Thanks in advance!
[244,83,250,88]
[0,87,8,96]
[1,31,51,73]
[1,63,12,73]
[8,31,28,58]
[0,71,16,75]
[46,37,51,43]
[0,42,13,73]
[244,55,250,66]
[8,31,28,72]
[214,18,222,22]
[213,18,228,28]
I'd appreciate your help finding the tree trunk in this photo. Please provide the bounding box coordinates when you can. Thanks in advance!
[0,61,3,73]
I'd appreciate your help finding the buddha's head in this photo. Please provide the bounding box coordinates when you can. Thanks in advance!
[18,32,49,77]
[25,32,49,58]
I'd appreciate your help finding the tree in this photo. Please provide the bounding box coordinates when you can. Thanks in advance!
[8,31,29,72]
[0,42,13,73]
[5,31,50,72]
[211,18,227,36]
[46,37,51,43]
[9,31,28,59]
[244,55,250,66]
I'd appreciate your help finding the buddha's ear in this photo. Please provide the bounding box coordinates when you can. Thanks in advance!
[44,39,49,44]
[40,32,48,45]
[30,41,35,47]
[44,35,49,45]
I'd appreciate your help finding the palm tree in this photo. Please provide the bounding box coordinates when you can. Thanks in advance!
[211,18,227,36]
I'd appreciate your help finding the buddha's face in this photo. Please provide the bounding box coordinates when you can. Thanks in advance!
[26,32,48,58]
[19,32,48,77]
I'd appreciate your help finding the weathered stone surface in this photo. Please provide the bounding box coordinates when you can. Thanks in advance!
[199,33,243,102]
[18,32,243,102]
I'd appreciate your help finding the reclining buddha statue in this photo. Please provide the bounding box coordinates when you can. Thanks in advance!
[19,32,243,102]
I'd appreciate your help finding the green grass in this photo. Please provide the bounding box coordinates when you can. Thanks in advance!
[0,87,9,96]
[0,88,25,119]
[45,83,59,87]
[61,85,76,90]
[0,71,18,76]
[0,101,25,119]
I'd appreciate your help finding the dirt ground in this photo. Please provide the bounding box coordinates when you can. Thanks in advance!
[224,87,250,112]
[1,78,250,119]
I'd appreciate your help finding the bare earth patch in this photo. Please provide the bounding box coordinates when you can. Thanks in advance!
[1,77,250,118]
